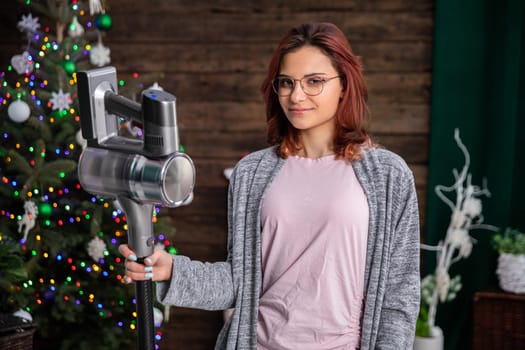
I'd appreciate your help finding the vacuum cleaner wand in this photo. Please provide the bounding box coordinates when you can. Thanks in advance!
[76,66,195,350]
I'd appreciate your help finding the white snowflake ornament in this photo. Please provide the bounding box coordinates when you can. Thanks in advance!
[89,42,111,67]
[17,13,40,33]
[49,89,72,111]
[11,51,34,75]
[87,237,107,262]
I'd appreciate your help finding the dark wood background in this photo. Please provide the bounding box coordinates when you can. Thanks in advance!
[0,0,434,348]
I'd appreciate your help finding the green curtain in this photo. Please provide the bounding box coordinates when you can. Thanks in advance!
[426,0,525,349]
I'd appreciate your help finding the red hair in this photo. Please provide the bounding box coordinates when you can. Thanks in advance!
[261,22,370,160]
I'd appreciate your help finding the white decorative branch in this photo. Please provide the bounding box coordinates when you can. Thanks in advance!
[421,128,498,330]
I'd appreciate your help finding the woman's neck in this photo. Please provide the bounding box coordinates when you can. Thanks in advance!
[297,128,334,159]
[297,149,334,159]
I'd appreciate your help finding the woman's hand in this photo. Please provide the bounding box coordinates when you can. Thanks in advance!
[118,244,174,283]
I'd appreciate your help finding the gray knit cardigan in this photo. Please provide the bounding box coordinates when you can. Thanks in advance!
[156,146,421,350]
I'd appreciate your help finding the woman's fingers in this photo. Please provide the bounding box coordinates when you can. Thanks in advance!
[119,244,173,283]
[118,244,137,261]
[119,245,169,283]
[124,267,153,282]
[123,260,155,282]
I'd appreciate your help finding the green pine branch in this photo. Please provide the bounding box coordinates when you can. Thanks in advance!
[26,117,54,141]
[6,149,34,175]
[38,159,77,183]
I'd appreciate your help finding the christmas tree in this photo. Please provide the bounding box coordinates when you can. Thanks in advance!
[0,1,176,349]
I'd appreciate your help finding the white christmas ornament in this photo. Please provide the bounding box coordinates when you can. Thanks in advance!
[148,82,164,91]
[11,51,34,75]
[86,237,107,261]
[17,201,38,241]
[89,0,105,15]
[153,307,164,326]
[223,167,234,180]
[89,42,111,67]
[17,13,40,33]
[154,242,167,251]
[112,199,123,212]
[13,309,33,323]
[68,16,85,38]
[49,89,72,111]
[8,99,31,123]
[164,305,171,322]
[76,129,87,150]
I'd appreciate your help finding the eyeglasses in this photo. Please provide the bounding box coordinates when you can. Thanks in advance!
[271,75,341,97]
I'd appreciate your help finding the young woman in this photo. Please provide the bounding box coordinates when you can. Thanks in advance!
[120,22,420,350]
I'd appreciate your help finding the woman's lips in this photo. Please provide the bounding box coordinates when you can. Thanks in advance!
[288,108,312,115]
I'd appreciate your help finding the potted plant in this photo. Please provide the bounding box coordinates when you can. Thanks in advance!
[492,227,525,294]
[414,274,461,349]
[415,129,497,350]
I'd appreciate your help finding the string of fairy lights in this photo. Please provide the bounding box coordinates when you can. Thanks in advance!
[0,1,177,346]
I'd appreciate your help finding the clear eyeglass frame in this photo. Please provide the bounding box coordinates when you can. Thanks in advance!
[271,75,341,97]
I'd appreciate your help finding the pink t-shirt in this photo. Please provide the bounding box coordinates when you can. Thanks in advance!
[257,155,369,350]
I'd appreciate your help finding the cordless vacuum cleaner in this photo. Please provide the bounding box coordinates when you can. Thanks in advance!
[77,66,195,350]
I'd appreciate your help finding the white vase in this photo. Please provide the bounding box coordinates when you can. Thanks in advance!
[414,326,444,350]
[496,253,525,293]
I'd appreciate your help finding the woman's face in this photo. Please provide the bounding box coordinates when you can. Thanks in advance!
[277,45,343,138]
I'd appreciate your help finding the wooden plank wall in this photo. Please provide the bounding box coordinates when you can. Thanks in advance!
[0,1,434,349]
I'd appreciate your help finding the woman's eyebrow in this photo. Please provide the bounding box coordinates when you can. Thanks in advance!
[276,72,329,78]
